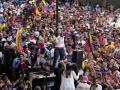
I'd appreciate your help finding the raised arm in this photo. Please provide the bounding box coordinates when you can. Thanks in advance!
[72,71,80,80]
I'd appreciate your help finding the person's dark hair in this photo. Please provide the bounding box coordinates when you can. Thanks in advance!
[92,77,99,84]
[20,53,24,57]
[102,84,108,90]
[17,83,25,90]
[54,62,64,76]
[1,73,7,81]
[58,62,65,74]
[40,48,45,54]
[58,62,64,69]
[16,52,20,58]
[34,86,41,90]
[72,63,78,75]
[55,30,61,37]
[66,64,72,78]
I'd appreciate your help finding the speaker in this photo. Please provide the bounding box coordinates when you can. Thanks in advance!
[72,50,83,68]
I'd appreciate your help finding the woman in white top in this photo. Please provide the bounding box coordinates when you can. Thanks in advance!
[60,63,80,90]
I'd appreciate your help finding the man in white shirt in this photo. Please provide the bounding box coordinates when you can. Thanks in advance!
[52,29,65,70]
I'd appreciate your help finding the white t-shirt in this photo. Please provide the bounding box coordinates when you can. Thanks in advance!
[50,48,54,58]
[0,52,3,58]
[90,84,102,90]
[60,71,80,90]
[96,84,102,90]
[55,36,65,48]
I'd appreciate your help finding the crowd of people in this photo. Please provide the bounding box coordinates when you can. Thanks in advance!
[0,0,120,90]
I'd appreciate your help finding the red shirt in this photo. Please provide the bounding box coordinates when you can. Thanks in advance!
[97,35,104,43]
[18,62,26,74]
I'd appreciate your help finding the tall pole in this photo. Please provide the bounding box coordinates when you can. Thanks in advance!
[56,0,59,31]
[103,0,107,7]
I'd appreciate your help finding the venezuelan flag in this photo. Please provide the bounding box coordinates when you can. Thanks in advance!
[16,30,19,50]
[88,34,93,48]
[16,28,25,50]
[34,0,40,15]
[84,34,93,50]
[84,40,89,50]
[89,34,92,44]
[39,2,48,13]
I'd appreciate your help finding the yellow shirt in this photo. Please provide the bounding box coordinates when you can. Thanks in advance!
[0,23,5,29]
[82,62,85,69]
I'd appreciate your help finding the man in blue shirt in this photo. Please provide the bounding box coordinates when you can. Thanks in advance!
[0,1,3,9]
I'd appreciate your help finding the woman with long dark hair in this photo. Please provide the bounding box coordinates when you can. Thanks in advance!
[72,63,79,88]
[60,63,80,90]
[16,54,26,76]
[54,62,65,90]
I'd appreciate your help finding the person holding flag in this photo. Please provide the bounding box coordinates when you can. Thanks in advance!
[16,28,26,52]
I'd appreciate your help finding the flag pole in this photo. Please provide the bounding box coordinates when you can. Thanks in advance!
[56,0,59,31]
